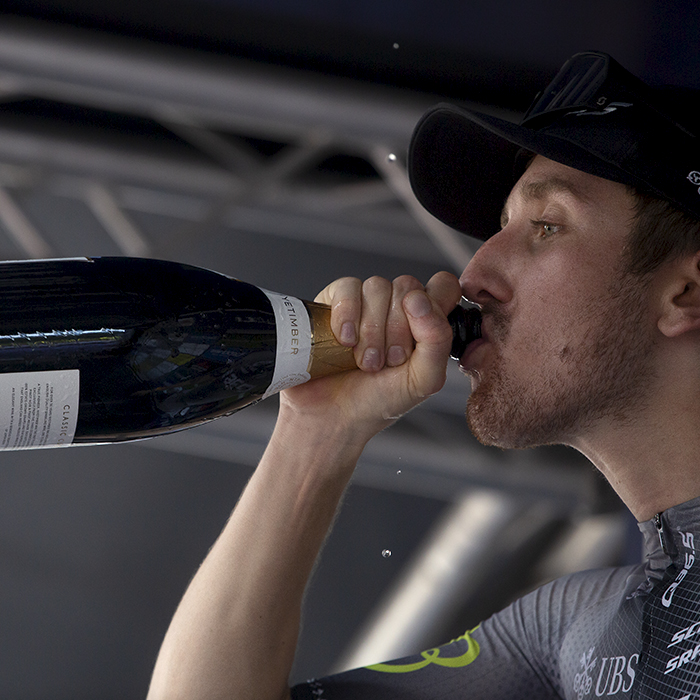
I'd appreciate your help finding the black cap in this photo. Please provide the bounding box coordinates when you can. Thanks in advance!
[408,51,700,240]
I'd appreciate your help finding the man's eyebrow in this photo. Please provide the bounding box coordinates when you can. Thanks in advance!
[519,177,588,203]
[500,176,589,227]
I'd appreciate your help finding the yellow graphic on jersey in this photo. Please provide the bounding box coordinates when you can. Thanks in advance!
[366,626,481,673]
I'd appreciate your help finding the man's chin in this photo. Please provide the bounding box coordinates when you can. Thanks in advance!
[465,392,546,451]
[465,393,508,448]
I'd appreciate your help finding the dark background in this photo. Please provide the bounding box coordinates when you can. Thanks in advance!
[4,0,700,102]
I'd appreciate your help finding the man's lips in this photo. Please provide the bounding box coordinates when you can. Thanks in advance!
[459,337,488,373]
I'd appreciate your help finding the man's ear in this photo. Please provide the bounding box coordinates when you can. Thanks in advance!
[658,251,700,338]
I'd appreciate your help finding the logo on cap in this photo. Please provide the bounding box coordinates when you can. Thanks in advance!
[570,101,632,117]
[688,171,700,194]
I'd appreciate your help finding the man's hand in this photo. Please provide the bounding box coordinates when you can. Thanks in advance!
[280,271,462,442]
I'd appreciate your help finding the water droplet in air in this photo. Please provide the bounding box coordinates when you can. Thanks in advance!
[393,43,400,49]
[382,549,392,558]
[387,153,397,163]
[396,470,402,475]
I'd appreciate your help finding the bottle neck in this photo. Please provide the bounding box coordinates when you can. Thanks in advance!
[305,301,357,379]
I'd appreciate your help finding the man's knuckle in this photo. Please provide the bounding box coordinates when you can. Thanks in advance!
[364,276,391,294]
[360,319,383,335]
[393,274,421,289]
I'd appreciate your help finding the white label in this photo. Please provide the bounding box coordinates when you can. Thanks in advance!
[261,291,312,398]
[0,370,79,450]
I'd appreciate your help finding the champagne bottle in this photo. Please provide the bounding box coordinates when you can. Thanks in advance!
[0,257,481,450]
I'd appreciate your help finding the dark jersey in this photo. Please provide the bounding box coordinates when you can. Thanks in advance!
[291,496,700,699]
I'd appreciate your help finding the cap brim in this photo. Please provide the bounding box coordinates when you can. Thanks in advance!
[408,103,644,240]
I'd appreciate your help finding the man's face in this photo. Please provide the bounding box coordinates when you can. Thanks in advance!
[459,156,657,450]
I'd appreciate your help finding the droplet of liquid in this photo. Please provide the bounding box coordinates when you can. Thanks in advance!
[393,43,400,49]
[382,549,392,558]
[387,153,397,163]
[396,470,402,475]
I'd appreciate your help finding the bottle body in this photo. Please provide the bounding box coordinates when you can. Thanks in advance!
[0,257,355,449]
[0,257,479,451]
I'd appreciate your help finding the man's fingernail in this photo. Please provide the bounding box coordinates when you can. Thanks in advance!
[340,322,356,345]
[387,345,406,366]
[362,347,381,370]
[405,292,431,318]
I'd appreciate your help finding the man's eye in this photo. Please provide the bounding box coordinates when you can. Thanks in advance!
[531,220,561,238]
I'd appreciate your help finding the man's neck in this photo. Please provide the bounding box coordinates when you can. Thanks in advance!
[573,386,700,522]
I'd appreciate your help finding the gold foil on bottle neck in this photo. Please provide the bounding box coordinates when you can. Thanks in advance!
[305,301,357,379]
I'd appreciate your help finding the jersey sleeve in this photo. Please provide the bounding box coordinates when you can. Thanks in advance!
[290,586,565,700]
[290,564,642,700]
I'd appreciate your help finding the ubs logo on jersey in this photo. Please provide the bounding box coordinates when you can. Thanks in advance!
[574,647,596,699]
[573,647,638,698]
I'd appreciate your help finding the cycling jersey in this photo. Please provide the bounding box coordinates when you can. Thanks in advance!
[290,495,700,700]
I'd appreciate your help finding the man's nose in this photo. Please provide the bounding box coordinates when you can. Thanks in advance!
[459,230,514,307]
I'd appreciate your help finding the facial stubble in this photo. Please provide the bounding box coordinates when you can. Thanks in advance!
[465,272,655,449]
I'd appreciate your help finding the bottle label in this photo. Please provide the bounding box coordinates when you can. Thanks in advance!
[260,291,312,398]
[0,370,79,450]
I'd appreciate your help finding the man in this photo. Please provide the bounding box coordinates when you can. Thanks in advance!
[147,52,700,699]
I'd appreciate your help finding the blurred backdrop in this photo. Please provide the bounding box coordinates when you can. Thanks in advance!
[0,2,697,697]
